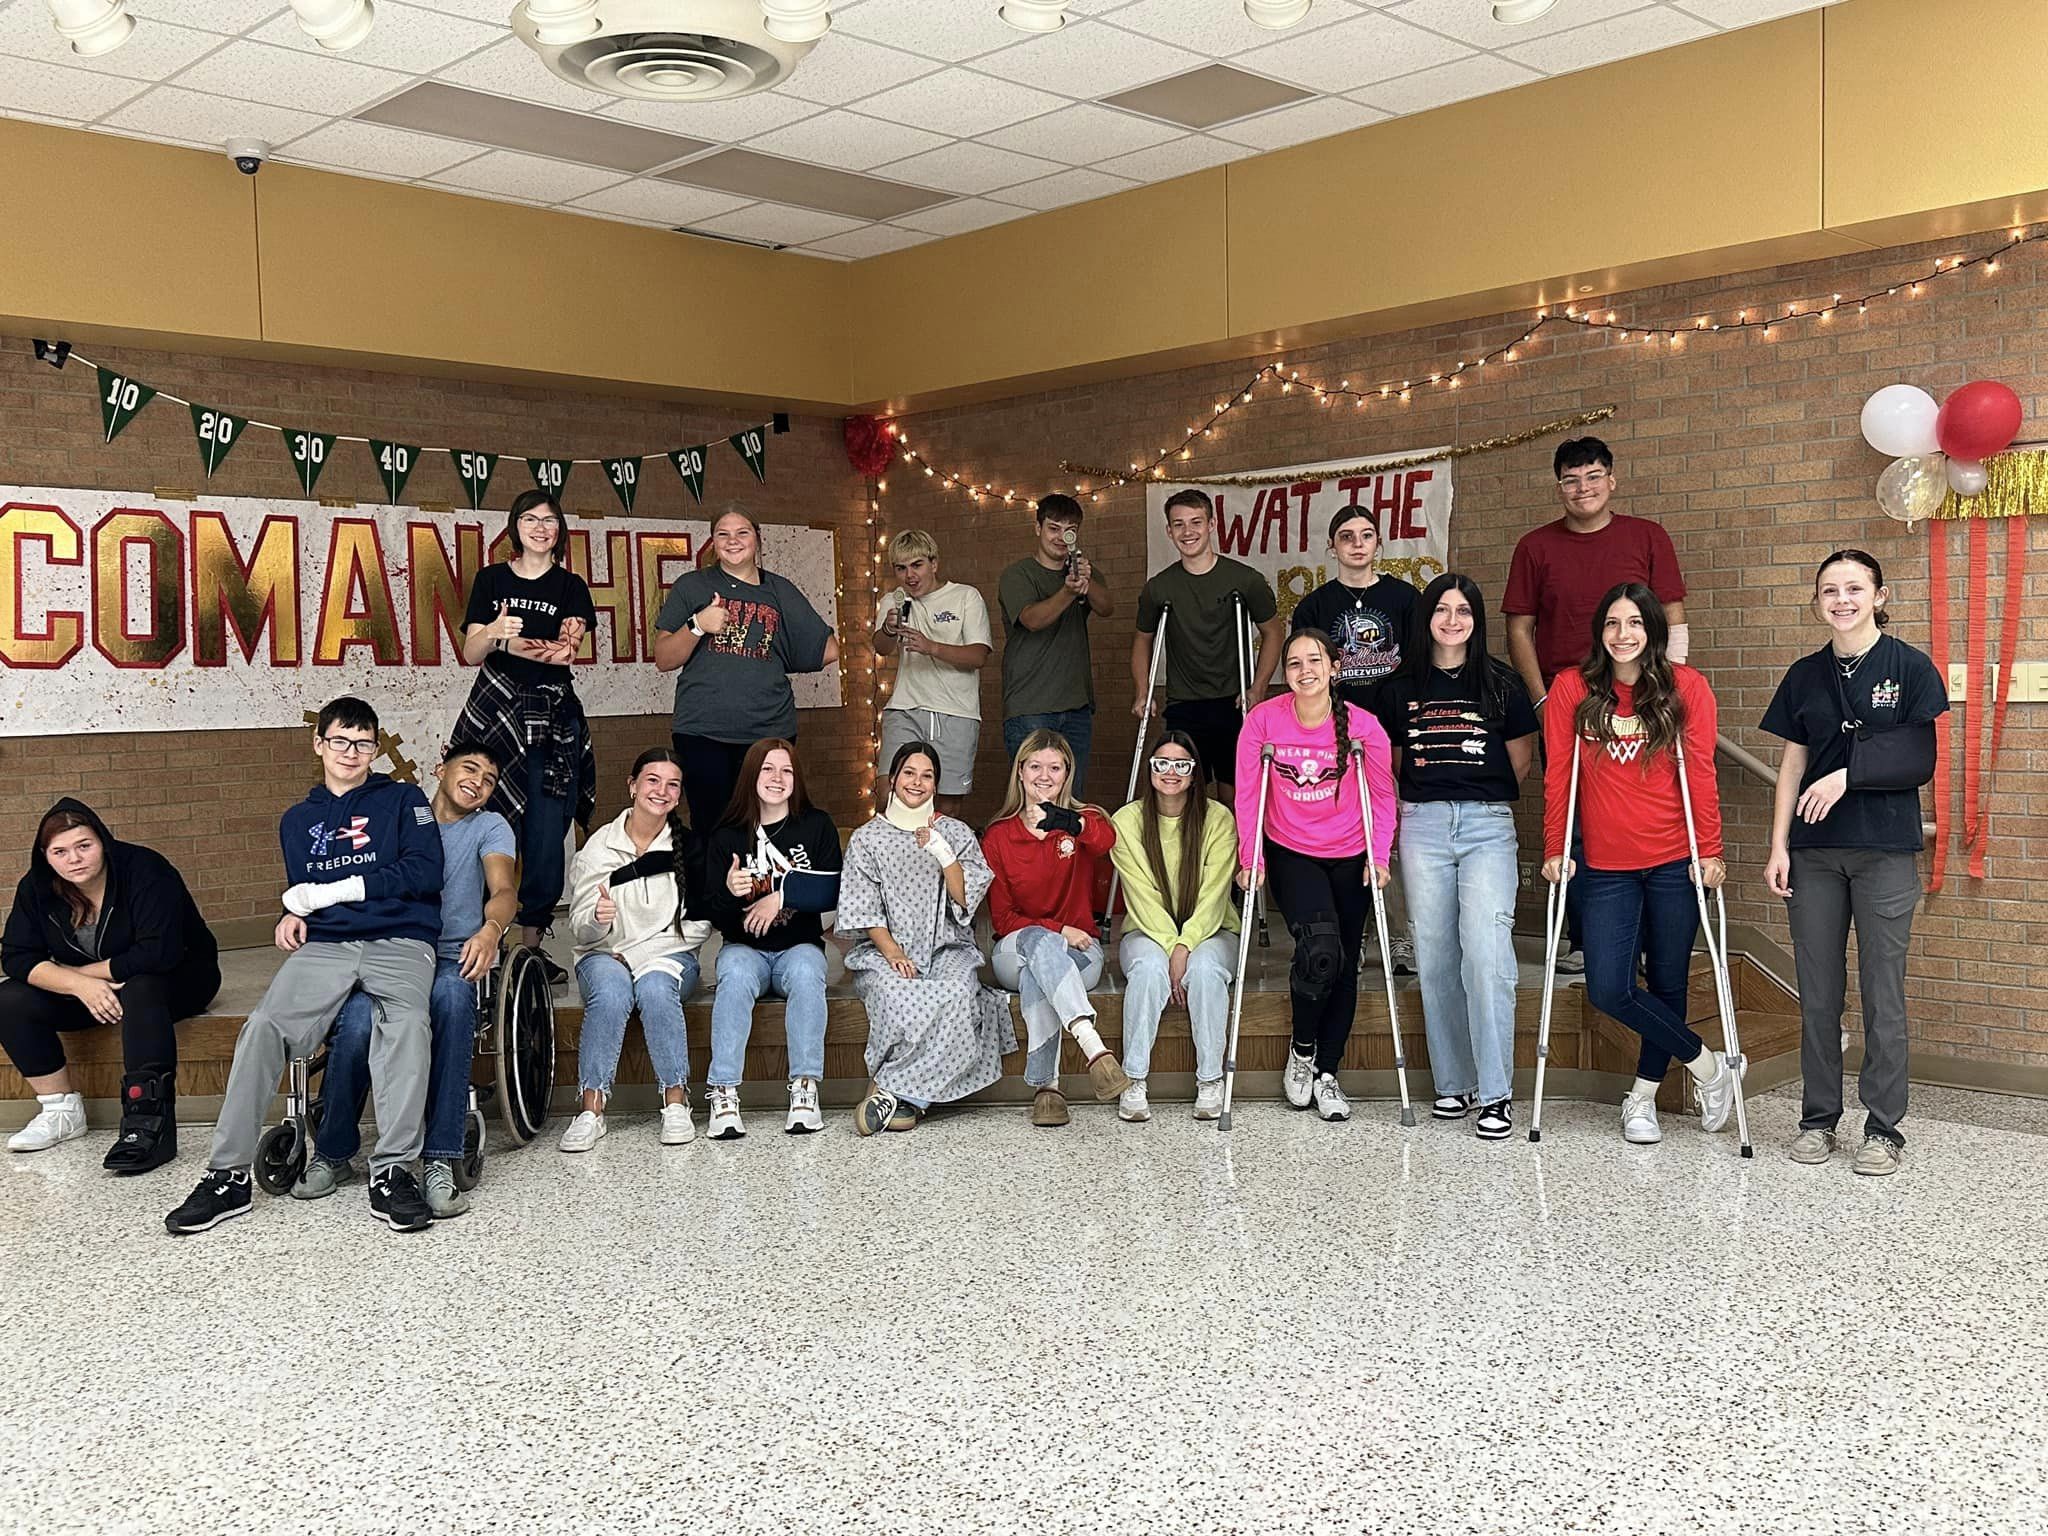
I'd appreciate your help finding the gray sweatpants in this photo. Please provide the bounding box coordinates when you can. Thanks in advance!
[1786,847,1919,1147]
[209,938,435,1175]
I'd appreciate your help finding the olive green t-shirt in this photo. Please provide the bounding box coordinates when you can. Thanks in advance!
[999,558,1095,717]
[1135,557,1278,703]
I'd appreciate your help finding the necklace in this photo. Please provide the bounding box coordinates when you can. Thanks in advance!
[1437,661,1466,679]
[1835,640,1877,682]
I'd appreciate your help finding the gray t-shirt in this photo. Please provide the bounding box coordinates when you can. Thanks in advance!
[656,567,834,742]
[999,557,1094,718]
[438,809,516,963]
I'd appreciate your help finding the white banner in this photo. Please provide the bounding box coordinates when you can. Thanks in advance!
[1144,449,1454,619]
[0,487,842,761]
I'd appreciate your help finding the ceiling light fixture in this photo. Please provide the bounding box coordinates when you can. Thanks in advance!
[997,0,1069,33]
[1491,0,1559,21]
[43,0,133,56]
[287,0,376,50]
[519,0,599,44]
[1244,0,1311,27]
[760,0,830,42]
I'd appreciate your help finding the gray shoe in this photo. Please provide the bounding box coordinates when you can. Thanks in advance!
[1852,1135,1901,1177]
[290,1154,356,1201]
[422,1159,471,1218]
[1787,1128,1837,1164]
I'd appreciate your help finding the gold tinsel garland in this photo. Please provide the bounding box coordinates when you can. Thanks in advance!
[1938,447,2048,519]
[1059,405,1617,488]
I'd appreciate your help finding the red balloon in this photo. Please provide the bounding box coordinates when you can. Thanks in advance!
[1936,381,2024,462]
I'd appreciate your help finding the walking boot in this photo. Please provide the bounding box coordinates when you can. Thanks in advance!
[104,1069,176,1175]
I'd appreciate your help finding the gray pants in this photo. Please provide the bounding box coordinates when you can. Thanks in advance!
[1786,847,1918,1147]
[209,938,435,1175]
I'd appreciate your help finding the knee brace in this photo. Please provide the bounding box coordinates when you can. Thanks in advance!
[1288,918,1345,1002]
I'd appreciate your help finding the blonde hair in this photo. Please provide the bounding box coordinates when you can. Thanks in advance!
[990,729,1104,827]
[889,528,939,564]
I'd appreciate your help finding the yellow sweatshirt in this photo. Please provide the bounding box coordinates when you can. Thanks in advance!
[1110,799,1240,953]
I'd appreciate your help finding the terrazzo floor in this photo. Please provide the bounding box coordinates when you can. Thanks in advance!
[2,1083,2039,1535]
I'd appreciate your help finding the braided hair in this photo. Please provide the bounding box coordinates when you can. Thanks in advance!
[1284,628,1353,771]
[625,747,697,934]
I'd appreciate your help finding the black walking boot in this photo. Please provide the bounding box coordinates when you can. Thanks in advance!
[104,1069,177,1175]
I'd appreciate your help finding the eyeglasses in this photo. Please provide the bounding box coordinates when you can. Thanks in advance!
[319,735,378,757]
[1558,470,1611,490]
[1149,757,1196,778]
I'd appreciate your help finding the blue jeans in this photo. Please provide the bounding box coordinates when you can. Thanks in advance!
[1578,859,1703,1082]
[576,951,699,1096]
[1401,801,1520,1105]
[517,749,579,932]
[992,926,1104,1087]
[1118,931,1234,1083]
[314,957,475,1163]
[709,943,828,1086]
[1003,708,1094,796]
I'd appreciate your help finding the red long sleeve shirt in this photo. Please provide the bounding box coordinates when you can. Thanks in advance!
[1543,665,1722,868]
[984,807,1115,937]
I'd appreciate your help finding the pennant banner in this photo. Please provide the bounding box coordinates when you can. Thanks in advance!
[370,440,418,505]
[603,456,641,513]
[529,457,571,497]
[190,404,247,477]
[281,428,336,496]
[451,449,497,512]
[730,427,767,484]
[97,367,155,444]
[670,445,707,503]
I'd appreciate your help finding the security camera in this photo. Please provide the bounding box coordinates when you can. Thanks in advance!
[224,138,271,175]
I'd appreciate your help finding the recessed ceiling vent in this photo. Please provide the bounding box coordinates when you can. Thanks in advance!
[513,0,821,100]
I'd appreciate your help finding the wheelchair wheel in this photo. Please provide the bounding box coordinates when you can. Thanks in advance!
[453,1106,486,1191]
[254,1120,304,1197]
[492,945,556,1146]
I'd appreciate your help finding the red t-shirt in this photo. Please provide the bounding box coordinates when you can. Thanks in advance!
[1503,515,1686,684]
[984,807,1115,937]
[1542,666,1722,869]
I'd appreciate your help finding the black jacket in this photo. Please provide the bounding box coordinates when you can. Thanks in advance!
[704,806,842,952]
[1,798,219,986]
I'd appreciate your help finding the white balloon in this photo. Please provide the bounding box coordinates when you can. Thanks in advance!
[1876,455,1948,523]
[1861,384,1942,459]
[1946,458,1988,497]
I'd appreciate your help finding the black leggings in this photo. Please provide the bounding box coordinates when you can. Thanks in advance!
[0,956,219,1079]
[675,733,761,836]
[1264,839,1370,1075]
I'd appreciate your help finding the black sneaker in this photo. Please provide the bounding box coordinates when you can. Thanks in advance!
[368,1166,433,1233]
[165,1168,252,1235]
[1475,1100,1513,1140]
[540,954,569,987]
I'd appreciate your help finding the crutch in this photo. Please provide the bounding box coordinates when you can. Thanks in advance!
[1103,603,1169,944]
[1351,742,1416,1127]
[1219,744,1274,1132]
[1674,738,1753,1157]
[1232,590,1271,949]
[1528,738,1581,1143]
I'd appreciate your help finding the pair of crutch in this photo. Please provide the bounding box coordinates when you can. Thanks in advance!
[1218,740,1416,1131]
[1527,734,1753,1156]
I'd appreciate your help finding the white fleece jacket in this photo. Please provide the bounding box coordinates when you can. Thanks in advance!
[568,809,711,979]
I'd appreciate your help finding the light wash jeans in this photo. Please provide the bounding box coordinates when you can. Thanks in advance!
[709,942,828,1086]
[576,951,700,1097]
[1118,931,1236,1083]
[1400,800,1519,1106]
[992,925,1103,1088]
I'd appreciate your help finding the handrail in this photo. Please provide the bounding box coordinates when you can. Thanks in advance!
[1715,731,1937,841]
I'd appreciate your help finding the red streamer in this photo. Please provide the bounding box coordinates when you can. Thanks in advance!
[1968,515,2029,877]
[1928,519,1951,893]
[1962,519,1988,870]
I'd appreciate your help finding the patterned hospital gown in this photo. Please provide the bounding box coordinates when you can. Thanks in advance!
[837,815,1016,1104]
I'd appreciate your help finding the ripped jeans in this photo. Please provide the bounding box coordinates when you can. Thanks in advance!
[1400,799,1519,1105]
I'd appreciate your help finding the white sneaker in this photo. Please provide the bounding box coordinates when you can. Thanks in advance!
[1313,1073,1351,1122]
[1694,1052,1741,1134]
[1555,945,1586,975]
[1117,1080,1151,1122]
[9,1092,87,1153]
[785,1077,822,1135]
[558,1109,605,1153]
[1621,1092,1662,1145]
[659,1101,696,1145]
[707,1085,746,1141]
[1193,1080,1224,1121]
[1282,1048,1316,1109]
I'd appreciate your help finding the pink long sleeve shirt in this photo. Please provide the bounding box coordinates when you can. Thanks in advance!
[1235,694,1397,870]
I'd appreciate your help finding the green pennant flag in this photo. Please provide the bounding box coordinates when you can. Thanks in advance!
[370,440,418,504]
[602,456,642,513]
[451,449,497,511]
[728,426,768,484]
[190,404,248,477]
[97,367,156,444]
[280,428,336,496]
[669,445,708,503]
[528,458,572,498]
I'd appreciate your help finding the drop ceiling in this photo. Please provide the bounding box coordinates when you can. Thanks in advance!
[0,0,1843,261]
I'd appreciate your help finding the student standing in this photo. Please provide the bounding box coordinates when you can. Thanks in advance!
[999,494,1114,793]
[874,529,992,816]
[1762,550,1946,1177]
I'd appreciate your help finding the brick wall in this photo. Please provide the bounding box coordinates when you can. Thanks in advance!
[0,334,870,935]
[882,233,2048,1068]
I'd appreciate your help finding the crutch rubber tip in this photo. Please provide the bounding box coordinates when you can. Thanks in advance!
[1399,1107,1417,1128]
[1528,1129,1542,1143]
[1218,1113,1232,1131]
[1740,1145,1753,1158]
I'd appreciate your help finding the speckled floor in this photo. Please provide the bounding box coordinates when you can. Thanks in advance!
[2,1084,2039,1535]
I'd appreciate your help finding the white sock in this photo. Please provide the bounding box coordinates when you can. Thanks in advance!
[1683,1052,1720,1085]
[1630,1076,1662,1101]
[1069,1019,1107,1059]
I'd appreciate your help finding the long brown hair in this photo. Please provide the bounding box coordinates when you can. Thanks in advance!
[1134,729,1211,928]
[719,738,811,833]
[628,747,697,932]
[1574,581,1682,760]
[35,807,100,925]
[1283,628,1354,773]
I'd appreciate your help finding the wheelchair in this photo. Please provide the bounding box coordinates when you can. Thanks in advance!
[253,943,558,1196]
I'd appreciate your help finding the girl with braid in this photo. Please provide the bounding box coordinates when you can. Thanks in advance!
[1235,629,1397,1122]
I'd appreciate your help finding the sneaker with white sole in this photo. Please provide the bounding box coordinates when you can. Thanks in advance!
[1852,1135,1901,1177]
[1432,1093,1473,1121]
[707,1085,746,1141]
[1555,946,1586,976]
[1385,934,1416,976]
[8,1092,87,1153]
[1694,1052,1741,1134]
[1282,1048,1316,1109]
[1117,1080,1151,1123]
[1474,1100,1513,1140]
[1787,1127,1837,1165]
[1621,1092,1662,1144]
[558,1109,605,1153]
[164,1168,251,1235]
[785,1078,822,1135]
[1312,1073,1351,1122]
[660,1101,696,1145]
[422,1159,470,1219]
[1193,1080,1224,1121]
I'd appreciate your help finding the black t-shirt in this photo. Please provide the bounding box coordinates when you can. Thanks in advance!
[1292,574,1417,714]
[463,562,597,687]
[1376,663,1539,804]
[704,805,843,951]
[1760,634,1947,851]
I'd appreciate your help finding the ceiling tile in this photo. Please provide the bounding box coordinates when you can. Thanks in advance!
[876,140,1062,195]
[250,0,499,73]
[1104,0,1366,58]
[600,91,822,142]
[1239,8,1472,92]
[692,202,868,245]
[987,165,1139,211]
[745,109,949,172]
[0,7,228,81]
[104,82,325,143]
[0,52,146,119]
[1389,0,1646,48]
[438,34,610,111]
[1101,61,1310,128]
[167,37,412,116]
[976,101,1179,163]
[277,117,483,178]
[360,82,709,171]
[659,147,949,218]
[1499,5,1715,74]
[1673,0,1840,25]
[392,0,507,19]
[567,178,755,226]
[801,224,937,258]
[833,0,1041,62]
[972,18,1204,98]
[892,197,1034,235]
[1093,133,1250,181]
[128,0,286,28]
[1348,51,1542,113]
[853,68,1065,137]
[425,147,628,201]
[773,32,941,105]
[1212,94,1386,150]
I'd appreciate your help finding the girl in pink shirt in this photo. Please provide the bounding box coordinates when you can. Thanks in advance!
[1235,629,1397,1121]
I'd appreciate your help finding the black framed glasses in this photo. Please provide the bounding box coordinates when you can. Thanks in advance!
[318,735,377,757]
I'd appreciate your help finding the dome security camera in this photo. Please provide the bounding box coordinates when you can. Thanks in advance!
[224,137,272,175]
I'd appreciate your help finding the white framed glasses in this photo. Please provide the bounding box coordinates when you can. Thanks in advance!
[1149,757,1196,778]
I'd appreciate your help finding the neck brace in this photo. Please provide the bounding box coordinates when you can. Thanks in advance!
[884,796,936,832]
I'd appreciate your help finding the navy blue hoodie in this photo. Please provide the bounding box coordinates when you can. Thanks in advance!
[279,773,443,944]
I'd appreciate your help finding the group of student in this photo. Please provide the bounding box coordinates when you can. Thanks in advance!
[0,437,1946,1235]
